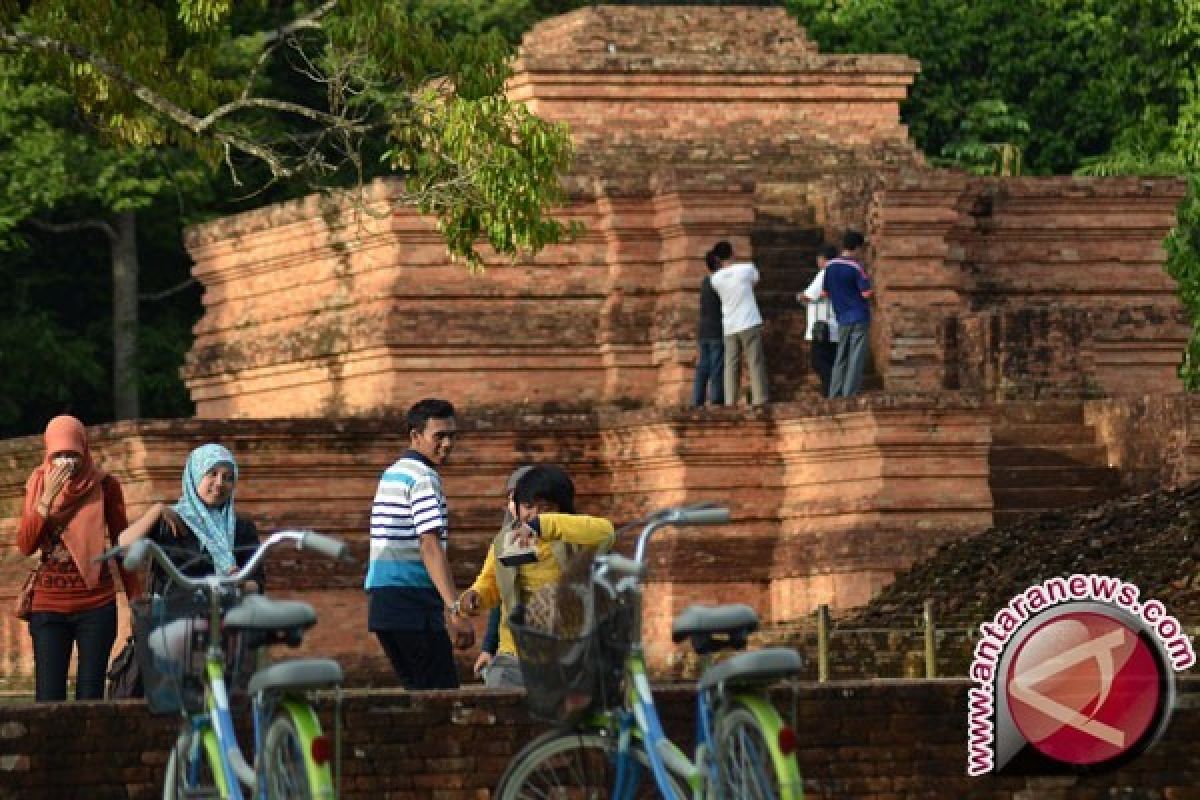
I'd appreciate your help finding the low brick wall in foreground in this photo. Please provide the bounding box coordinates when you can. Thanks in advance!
[1,679,1197,799]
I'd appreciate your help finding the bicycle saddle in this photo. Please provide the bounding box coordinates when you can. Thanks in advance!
[671,604,759,654]
[247,658,344,695]
[224,594,317,631]
[698,647,803,692]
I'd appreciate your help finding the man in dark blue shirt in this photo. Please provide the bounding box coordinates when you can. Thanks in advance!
[824,231,872,397]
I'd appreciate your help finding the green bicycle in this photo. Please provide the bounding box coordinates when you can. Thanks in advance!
[497,504,804,799]
[108,529,348,800]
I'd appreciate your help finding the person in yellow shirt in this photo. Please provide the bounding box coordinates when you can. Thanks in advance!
[459,464,614,688]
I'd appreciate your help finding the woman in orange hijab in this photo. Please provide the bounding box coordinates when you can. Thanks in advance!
[16,415,139,702]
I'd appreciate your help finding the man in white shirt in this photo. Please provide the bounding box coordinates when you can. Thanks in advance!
[708,240,768,406]
[798,244,841,397]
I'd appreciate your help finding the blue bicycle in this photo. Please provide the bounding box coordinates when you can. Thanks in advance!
[497,504,804,799]
[107,530,348,799]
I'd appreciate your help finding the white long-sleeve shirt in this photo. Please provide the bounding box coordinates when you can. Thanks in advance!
[710,261,763,336]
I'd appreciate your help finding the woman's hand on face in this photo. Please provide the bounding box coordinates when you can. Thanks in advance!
[38,463,72,510]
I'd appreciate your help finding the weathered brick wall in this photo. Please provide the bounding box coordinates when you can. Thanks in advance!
[179,7,1185,418]
[509,6,920,149]
[181,6,927,418]
[1084,394,1195,492]
[1,680,1197,799]
[0,400,992,687]
[182,185,774,417]
[870,172,1189,398]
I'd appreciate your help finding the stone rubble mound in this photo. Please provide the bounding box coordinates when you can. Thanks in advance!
[850,482,1200,629]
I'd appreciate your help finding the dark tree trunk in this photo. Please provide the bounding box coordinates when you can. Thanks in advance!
[111,210,139,420]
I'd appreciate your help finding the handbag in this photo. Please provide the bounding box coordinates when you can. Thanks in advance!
[14,523,68,622]
[105,559,144,699]
[13,565,40,621]
[813,301,832,344]
[106,635,143,699]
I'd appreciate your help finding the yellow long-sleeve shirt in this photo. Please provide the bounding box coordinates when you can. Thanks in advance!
[468,512,614,656]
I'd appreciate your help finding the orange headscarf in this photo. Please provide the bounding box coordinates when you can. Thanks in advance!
[22,415,109,588]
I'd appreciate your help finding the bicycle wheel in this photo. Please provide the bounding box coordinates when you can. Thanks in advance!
[261,713,316,800]
[713,705,801,800]
[497,729,689,800]
[163,727,221,800]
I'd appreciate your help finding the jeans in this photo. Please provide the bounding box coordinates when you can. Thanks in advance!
[375,629,459,689]
[724,325,769,406]
[29,601,117,702]
[829,322,869,398]
[692,339,725,406]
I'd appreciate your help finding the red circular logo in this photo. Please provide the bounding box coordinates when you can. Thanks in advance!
[1005,612,1164,766]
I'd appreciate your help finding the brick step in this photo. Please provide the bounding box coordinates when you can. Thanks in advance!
[989,403,1086,425]
[991,486,1121,512]
[988,443,1109,467]
[990,423,1101,446]
[989,465,1122,489]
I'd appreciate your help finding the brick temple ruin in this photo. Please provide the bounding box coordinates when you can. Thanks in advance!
[2,6,1197,686]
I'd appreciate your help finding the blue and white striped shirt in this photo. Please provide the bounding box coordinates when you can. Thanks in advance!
[365,451,448,591]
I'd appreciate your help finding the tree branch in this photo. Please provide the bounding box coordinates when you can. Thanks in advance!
[140,277,197,302]
[196,96,375,135]
[0,26,309,179]
[27,216,117,242]
[258,0,337,47]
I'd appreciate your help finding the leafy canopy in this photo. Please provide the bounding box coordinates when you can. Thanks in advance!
[0,0,575,266]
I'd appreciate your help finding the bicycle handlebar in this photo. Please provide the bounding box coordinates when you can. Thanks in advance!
[631,503,730,564]
[593,502,730,595]
[102,529,351,593]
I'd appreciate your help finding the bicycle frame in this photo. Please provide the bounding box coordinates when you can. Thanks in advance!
[593,506,799,800]
[117,531,345,800]
[613,648,703,799]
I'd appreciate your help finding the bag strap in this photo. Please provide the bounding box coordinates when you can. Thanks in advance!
[34,524,64,566]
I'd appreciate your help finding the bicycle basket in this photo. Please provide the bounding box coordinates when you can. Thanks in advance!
[509,596,635,724]
[131,591,254,715]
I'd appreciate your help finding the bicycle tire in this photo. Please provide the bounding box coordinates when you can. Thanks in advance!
[261,713,317,800]
[163,727,222,799]
[713,705,802,800]
[497,729,689,800]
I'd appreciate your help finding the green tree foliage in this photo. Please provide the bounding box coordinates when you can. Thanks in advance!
[0,0,577,436]
[938,99,1030,176]
[0,58,205,433]
[787,0,1143,172]
[0,0,575,266]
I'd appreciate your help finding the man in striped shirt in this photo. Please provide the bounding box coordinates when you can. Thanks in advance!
[366,398,474,689]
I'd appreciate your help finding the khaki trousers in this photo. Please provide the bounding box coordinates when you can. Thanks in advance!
[723,324,768,406]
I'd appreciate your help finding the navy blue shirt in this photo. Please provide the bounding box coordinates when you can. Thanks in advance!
[697,275,724,340]
[824,257,871,326]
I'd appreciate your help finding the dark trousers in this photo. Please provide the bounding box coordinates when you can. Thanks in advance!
[692,338,725,406]
[376,629,459,689]
[829,322,870,398]
[29,602,117,702]
[811,339,838,397]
